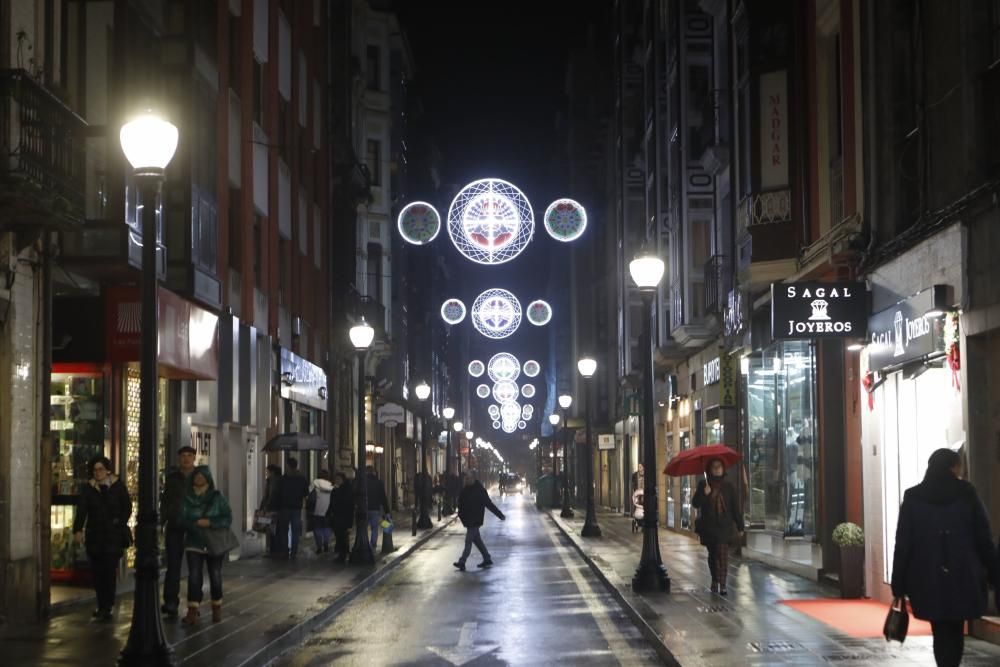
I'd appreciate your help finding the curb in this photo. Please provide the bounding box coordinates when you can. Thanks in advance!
[546,510,682,667]
[247,515,458,667]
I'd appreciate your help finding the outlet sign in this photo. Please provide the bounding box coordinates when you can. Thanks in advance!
[771,282,867,340]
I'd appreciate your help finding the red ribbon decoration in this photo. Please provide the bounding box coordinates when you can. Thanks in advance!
[861,372,874,411]
[948,343,961,390]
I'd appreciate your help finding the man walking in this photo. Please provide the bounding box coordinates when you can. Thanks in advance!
[160,444,196,617]
[454,471,505,571]
[275,457,309,559]
[358,466,389,550]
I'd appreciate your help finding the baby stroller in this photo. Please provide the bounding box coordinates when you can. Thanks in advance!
[631,489,645,533]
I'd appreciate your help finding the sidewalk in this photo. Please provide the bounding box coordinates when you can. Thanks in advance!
[550,507,1000,666]
[1,512,455,667]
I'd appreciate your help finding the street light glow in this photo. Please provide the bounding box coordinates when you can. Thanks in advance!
[558,394,573,409]
[578,357,597,378]
[629,253,666,289]
[453,421,464,432]
[466,431,474,439]
[414,382,431,401]
[349,318,375,350]
[549,414,560,425]
[442,407,455,420]
[119,112,178,170]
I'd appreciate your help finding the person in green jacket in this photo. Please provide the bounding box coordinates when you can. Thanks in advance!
[179,465,232,625]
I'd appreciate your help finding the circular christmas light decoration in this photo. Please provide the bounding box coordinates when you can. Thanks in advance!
[517,420,527,430]
[502,421,518,434]
[492,420,501,430]
[468,360,485,378]
[488,404,501,419]
[440,298,467,325]
[500,402,521,423]
[492,380,520,404]
[521,383,536,399]
[448,178,534,264]
[476,383,491,399]
[523,404,534,417]
[487,352,521,382]
[472,289,522,339]
[523,360,540,377]
[526,300,552,326]
[543,198,587,242]
[397,201,442,245]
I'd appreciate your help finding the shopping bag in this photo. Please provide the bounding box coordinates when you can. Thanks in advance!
[883,597,910,643]
[252,510,275,533]
[380,516,394,534]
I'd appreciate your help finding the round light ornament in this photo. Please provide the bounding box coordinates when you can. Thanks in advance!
[471,289,522,339]
[521,407,532,420]
[440,298,467,325]
[492,380,520,404]
[488,404,501,419]
[520,383,536,398]
[487,353,521,382]
[500,402,521,423]
[448,178,534,264]
[502,421,518,434]
[493,420,502,430]
[468,360,485,378]
[476,384,491,399]
[517,420,527,430]
[523,404,534,416]
[543,198,587,242]
[523,360,540,377]
[397,201,442,245]
[526,300,552,326]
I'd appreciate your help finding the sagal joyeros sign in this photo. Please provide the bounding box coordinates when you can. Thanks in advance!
[771,282,867,340]
[867,286,946,372]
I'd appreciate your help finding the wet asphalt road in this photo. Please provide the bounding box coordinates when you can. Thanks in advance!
[276,493,663,666]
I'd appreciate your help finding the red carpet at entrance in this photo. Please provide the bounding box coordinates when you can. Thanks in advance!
[780,599,933,638]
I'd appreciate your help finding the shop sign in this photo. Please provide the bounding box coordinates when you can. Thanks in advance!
[867,286,946,372]
[723,288,746,338]
[719,354,737,408]
[377,402,404,427]
[703,357,721,386]
[597,434,616,450]
[770,282,867,340]
[760,70,789,189]
[279,347,327,410]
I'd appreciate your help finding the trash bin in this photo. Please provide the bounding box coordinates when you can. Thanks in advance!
[535,474,556,510]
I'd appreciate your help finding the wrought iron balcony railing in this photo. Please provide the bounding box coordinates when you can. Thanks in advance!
[704,254,732,315]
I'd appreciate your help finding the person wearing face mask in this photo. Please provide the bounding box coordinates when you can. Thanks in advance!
[691,458,744,595]
[179,465,233,625]
[73,456,132,621]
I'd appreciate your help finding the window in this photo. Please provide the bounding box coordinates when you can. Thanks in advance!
[253,214,263,288]
[278,239,290,303]
[229,14,241,89]
[366,45,381,90]
[227,188,242,272]
[195,0,218,59]
[252,58,264,126]
[366,243,382,304]
[827,34,844,226]
[367,139,381,186]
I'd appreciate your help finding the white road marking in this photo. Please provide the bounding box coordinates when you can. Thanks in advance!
[426,621,500,666]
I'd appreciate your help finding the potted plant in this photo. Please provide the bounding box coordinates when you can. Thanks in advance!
[832,522,865,599]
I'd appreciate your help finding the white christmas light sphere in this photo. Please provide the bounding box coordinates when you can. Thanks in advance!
[526,300,552,326]
[488,404,501,419]
[517,420,527,430]
[487,353,521,382]
[440,298,467,324]
[502,421,518,434]
[397,201,442,245]
[543,198,587,242]
[447,178,534,264]
[492,380,520,404]
[500,402,521,423]
[476,383,491,399]
[471,289,522,339]
[522,405,534,416]
[523,360,540,377]
[521,383,536,398]
[493,420,501,430]
[468,360,485,378]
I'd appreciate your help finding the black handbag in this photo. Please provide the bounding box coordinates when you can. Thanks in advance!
[883,597,910,643]
[203,526,240,556]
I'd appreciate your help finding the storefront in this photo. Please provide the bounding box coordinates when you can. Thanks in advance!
[278,347,328,482]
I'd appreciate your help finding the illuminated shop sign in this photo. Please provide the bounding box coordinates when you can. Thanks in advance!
[770,282,867,340]
[867,286,947,372]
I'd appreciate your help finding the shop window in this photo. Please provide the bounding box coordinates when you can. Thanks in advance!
[744,340,817,536]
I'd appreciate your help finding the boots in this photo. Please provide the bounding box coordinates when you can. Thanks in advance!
[211,601,222,623]
[182,605,200,626]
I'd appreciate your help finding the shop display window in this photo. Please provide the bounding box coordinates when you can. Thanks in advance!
[744,341,817,537]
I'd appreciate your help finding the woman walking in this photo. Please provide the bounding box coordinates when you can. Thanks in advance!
[692,458,744,595]
[72,456,132,621]
[329,472,354,563]
[179,465,233,625]
[309,470,334,553]
[891,448,997,667]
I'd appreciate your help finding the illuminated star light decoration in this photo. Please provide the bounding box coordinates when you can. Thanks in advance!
[448,178,534,265]
[476,384,491,399]
[521,383,536,398]
[543,198,587,242]
[526,300,552,326]
[472,289,522,339]
[487,352,521,382]
[523,360,540,377]
[468,360,485,378]
[440,298,467,325]
[397,201,442,245]
[492,380,520,404]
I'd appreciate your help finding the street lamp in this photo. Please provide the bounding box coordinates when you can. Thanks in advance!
[442,407,455,515]
[414,381,433,529]
[577,357,601,537]
[629,251,670,592]
[349,317,376,565]
[558,394,574,518]
[119,111,177,666]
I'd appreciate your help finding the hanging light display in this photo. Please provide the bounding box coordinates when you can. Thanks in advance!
[521,383,536,398]
[502,421,518,434]
[493,420,501,430]
[488,404,501,419]
[500,402,521,423]
[487,352,521,382]
[517,420,527,430]
[526,299,552,326]
[523,360,540,377]
[542,198,587,242]
[476,383,491,399]
[522,404,534,417]
[440,298,467,325]
[492,380,520,404]
[447,178,534,264]
[397,201,442,245]
[471,288,522,339]
[468,360,485,378]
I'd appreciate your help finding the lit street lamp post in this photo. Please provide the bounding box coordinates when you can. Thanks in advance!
[442,407,455,515]
[415,382,433,529]
[548,414,560,508]
[577,357,602,537]
[558,394,574,518]
[629,252,670,592]
[453,420,464,478]
[118,112,178,666]
[465,430,474,473]
[349,318,376,565]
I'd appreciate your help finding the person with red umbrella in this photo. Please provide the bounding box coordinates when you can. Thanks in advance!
[691,457,744,595]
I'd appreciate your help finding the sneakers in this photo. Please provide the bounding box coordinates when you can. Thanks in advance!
[476,560,494,569]
[453,561,466,571]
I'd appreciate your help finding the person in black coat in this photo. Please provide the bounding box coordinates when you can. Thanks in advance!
[453,471,505,571]
[329,472,354,563]
[274,457,310,558]
[691,458,744,595]
[891,448,998,667]
[356,467,389,550]
[159,445,196,617]
[72,456,132,621]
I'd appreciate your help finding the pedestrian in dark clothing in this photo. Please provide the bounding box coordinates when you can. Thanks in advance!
[179,465,233,625]
[357,466,389,550]
[454,471,505,571]
[159,445,197,617]
[329,472,354,562]
[72,456,132,621]
[274,458,309,558]
[261,464,282,556]
[891,448,998,667]
[692,458,744,595]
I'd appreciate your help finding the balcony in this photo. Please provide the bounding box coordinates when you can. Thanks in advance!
[735,188,798,292]
[0,69,86,230]
[704,254,732,315]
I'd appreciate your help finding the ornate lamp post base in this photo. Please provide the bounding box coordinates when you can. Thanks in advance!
[581,518,602,537]
[632,560,671,592]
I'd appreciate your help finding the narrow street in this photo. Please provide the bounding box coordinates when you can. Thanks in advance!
[276,494,662,666]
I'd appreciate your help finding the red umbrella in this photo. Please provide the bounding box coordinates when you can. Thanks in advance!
[664,444,741,477]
